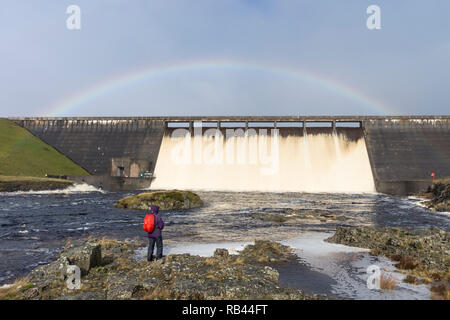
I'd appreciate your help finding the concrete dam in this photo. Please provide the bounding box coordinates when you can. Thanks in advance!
[10,116,450,195]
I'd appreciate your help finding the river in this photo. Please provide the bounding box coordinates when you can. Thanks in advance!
[0,186,448,299]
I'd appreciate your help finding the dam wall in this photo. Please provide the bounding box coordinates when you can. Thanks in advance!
[11,118,166,176]
[8,116,450,195]
[363,118,450,195]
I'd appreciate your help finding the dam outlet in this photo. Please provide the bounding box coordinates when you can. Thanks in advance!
[151,126,376,193]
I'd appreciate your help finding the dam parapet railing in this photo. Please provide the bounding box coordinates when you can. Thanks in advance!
[9,116,450,134]
[8,115,450,122]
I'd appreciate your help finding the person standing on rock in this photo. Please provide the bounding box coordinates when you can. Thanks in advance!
[146,204,165,261]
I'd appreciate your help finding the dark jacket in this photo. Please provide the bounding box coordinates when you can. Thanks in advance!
[147,213,164,238]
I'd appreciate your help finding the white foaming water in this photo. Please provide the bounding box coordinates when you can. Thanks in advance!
[1,183,104,195]
[151,131,375,193]
[407,196,450,217]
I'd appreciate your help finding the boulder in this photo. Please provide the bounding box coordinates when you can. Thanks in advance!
[60,242,102,276]
[422,182,450,212]
[114,190,204,211]
[237,240,295,263]
[263,266,279,282]
[214,248,229,259]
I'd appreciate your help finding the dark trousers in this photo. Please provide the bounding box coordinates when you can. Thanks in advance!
[147,236,163,261]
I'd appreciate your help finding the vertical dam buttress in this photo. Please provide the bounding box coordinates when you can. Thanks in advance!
[363,118,450,195]
[10,118,166,176]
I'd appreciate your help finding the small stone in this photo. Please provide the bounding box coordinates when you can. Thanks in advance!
[214,249,229,259]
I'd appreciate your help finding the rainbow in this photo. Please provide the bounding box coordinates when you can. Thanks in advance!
[44,59,395,116]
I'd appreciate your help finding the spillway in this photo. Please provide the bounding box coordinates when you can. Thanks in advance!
[151,127,376,193]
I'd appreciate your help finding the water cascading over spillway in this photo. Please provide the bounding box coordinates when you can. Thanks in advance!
[151,127,375,193]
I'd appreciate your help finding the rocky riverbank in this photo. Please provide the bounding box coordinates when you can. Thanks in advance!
[419,180,450,212]
[114,190,204,211]
[0,238,320,300]
[0,175,74,192]
[326,226,450,299]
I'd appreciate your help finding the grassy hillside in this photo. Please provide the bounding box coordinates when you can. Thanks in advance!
[0,118,89,177]
[0,175,74,192]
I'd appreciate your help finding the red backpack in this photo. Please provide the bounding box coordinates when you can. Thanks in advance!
[143,213,156,233]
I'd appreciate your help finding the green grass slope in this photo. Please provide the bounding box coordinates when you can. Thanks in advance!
[0,118,89,177]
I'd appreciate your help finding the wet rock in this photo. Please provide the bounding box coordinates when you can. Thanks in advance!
[214,248,229,259]
[114,190,203,211]
[420,182,450,212]
[263,266,279,282]
[21,242,103,299]
[237,240,296,263]
[27,256,70,289]
[21,286,40,300]
[252,212,288,223]
[326,226,450,298]
[251,208,352,224]
[106,273,139,300]
[58,291,106,300]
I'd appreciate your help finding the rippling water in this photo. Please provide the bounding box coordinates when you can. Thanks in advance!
[0,189,448,299]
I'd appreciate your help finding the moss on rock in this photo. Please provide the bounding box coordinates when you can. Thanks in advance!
[420,180,450,212]
[114,190,204,211]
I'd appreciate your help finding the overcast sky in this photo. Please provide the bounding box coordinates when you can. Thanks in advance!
[0,0,449,117]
